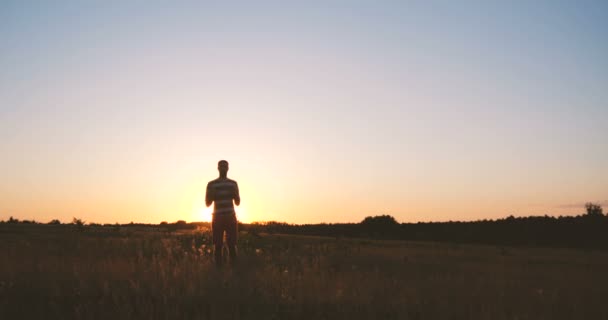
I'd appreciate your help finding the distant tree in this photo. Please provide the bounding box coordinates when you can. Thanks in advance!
[172,220,188,230]
[360,215,399,238]
[72,217,85,231]
[361,214,398,226]
[585,202,604,217]
[8,216,19,224]
[160,221,168,226]
[48,219,61,225]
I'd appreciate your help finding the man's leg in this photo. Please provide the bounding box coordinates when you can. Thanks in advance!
[212,217,224,267]
[226,214,238,265]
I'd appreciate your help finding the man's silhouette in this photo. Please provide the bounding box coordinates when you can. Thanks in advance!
[206,160,240,267]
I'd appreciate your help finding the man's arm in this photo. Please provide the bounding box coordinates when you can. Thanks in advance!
[205,182,213,207]
[234,181,240,206]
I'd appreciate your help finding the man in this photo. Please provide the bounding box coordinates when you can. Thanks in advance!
[206,160,240,266]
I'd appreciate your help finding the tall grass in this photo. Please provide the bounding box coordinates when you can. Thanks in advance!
[1,224,607,319]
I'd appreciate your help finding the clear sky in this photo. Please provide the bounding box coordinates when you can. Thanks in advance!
[1,1,607,224]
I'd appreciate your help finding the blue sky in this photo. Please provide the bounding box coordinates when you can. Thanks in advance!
[1,1,607,223]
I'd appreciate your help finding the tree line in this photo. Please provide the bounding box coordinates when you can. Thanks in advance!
[240,203,608,249]
[2,203,605,249]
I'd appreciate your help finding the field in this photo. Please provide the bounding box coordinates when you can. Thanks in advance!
[1,224,607,319]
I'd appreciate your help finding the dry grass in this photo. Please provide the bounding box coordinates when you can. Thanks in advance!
[1,224,607,319]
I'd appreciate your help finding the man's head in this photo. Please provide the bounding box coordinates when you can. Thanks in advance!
[218,160,229,177]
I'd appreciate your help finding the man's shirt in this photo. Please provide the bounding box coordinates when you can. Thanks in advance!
[206,178,240,216]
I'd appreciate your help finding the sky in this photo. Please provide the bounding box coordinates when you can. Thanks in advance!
[1,1,607,224]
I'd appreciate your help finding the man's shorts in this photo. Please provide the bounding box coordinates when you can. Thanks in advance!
[212,213,237,246]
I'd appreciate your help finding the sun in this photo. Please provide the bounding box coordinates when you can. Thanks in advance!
[235,205,248,223]
[198,205,214,222]
[197,204,250,223]
[192,185,252,223]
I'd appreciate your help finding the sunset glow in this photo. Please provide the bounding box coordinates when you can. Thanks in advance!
[1,1,607,224]
[199,206,213,223]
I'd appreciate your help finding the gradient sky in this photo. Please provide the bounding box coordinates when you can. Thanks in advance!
[1,1,607,224]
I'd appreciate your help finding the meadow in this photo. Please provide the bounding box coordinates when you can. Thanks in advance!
[1,223,607,319]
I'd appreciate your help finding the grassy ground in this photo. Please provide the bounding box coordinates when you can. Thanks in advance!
[1,224,607,319]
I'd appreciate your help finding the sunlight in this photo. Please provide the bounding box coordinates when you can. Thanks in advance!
[199,205,213,222]
[196,203,250,223]
[236,205,248,223]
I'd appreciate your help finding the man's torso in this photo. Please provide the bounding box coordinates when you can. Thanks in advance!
[207,178,238,216]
